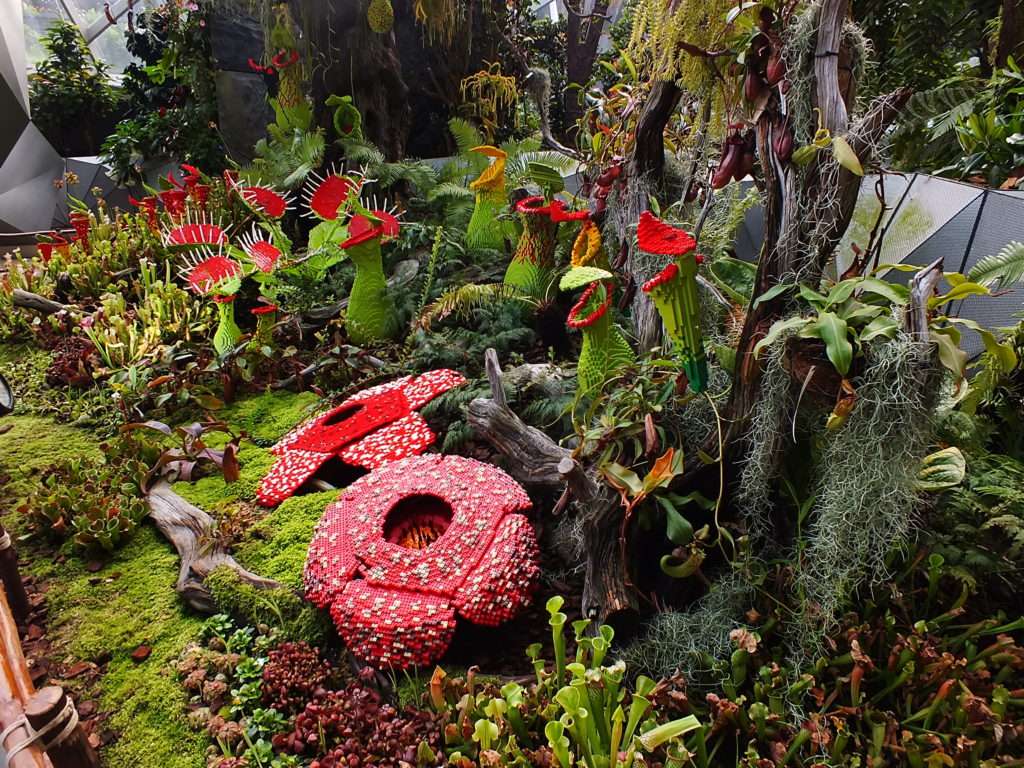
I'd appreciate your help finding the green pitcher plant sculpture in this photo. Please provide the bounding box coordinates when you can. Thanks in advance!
[638,211,709,393]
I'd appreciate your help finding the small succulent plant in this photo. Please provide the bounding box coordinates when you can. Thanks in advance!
[20,442,149,553]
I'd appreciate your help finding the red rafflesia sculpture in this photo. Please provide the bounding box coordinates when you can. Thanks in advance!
[256,370,466,506]
[304,454,541,669]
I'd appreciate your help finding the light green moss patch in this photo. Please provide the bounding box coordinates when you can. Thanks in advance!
[216,389,320,442]
[29,526,207,768]
[233,490,337,587]
[0,414,101,501]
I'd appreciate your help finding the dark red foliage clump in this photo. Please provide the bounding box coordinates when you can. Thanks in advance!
[260,641,331,714]
[46,336,97,388]
[272,672,444,767]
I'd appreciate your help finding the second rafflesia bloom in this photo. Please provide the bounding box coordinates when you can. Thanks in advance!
[256,369,467,506]
[304,453,540,669]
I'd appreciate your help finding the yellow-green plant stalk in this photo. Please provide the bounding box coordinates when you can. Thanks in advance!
[467,145,512,250]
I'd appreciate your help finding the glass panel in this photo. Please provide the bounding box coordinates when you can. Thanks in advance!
[22,1,72,67]
[88,25,134,75]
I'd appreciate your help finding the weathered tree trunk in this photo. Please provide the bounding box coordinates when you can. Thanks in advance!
[563,0,612,144]
[997,0,1024,66]
[725,0,911,451]
[297,0,412,160]
[146,481,281,613]
[466,350,639,627]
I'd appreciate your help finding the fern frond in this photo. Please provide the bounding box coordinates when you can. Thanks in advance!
[418,282,530,330]
[428,182,475,204]
[505,150,578,188]
[982,515,1024,559]
[968,242,1024,290]
[449,117,485,157]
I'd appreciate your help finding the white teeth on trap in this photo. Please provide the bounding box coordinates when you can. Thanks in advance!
[162,209,229,248]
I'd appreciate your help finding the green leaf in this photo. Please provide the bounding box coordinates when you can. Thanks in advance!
[753,282,793,308]
[527,161,565,195]
[930,282,990,308]
[916,447,967,492]
[602,463,644,497]
[754,316,812,357]
[826,279,859,307]
[832,135,864,175]
[944,317,1018,373]
[308,220,347,252]
[708,256,757,304]
[656,496,695,546]
[560,266,614,291]
[860,314,900,342]
[815,311,853,375]
[855,277,911,305]
[932,326,968,378]
[968,241,1024,289]
[798,284,829,306]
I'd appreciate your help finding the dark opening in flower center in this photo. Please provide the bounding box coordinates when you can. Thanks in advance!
[383,494,454,550]
[322,402,365,427]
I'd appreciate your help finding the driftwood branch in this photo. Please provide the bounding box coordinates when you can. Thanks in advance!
[467,349,639,627]
[12,289,68,316]
[146,480,281,613]
[906,257,944,340]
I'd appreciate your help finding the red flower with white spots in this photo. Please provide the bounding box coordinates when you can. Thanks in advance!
[304,454,541,669]
[256,369,467,506]
[240,185,292,219]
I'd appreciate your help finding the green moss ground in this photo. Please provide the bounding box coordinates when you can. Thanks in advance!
[0,384,331,768]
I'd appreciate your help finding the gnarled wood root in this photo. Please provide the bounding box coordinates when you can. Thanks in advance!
[146,480,281,613]
[467,349,639,629]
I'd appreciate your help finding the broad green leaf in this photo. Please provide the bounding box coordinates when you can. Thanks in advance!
[560,266,614,291]
[656,496,695,546]
[855,277,911,305]
[602,463,644,497]
[916,447,967,492]
[527,161,565,195]
[944,317,1018,373]
[932,326,968,378]
[859,314,900,342]
[930,282,990,309]
[708,256,757,304]
[753,282,793,308]
[754,316,813,357]
[826,279,859,307]
[832,135,864,175]
[308,220,347,252]
[799,284,829,306]
[815,311,853,375]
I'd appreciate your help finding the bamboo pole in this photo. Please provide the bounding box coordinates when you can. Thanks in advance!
[0,522,31,625]
[0,589,49,768]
